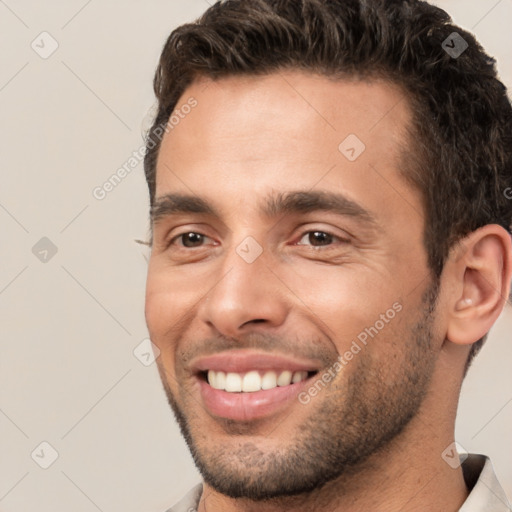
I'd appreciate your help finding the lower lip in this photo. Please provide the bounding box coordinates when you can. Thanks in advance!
[198,377,310,421]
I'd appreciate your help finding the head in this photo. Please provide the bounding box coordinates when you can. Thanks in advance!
[144,0,512,501]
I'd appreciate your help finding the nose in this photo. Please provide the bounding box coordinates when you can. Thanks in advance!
[198,243,289,338]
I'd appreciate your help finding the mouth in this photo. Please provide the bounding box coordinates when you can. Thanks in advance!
[201,369,316,392]
[192,351,321,422]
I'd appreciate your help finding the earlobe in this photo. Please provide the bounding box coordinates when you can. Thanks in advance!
[445,225,512,346]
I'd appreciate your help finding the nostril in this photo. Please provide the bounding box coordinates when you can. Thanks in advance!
[241,319,266,327]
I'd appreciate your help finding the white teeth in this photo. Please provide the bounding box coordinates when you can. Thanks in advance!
[207,370,217,388]
[277,370,292,386]
[225,372,242,392]
[216,371,226,390]
[242,371,261,392]
[207,369,310,393]
[292,370,308,383]
[261,371,277,390]
[207,370,226,390]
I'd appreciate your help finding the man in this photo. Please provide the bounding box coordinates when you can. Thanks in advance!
[143,0,512,510]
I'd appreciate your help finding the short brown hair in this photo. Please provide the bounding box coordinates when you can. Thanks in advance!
[144,0,512,368]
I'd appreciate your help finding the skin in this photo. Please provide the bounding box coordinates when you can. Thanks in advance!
[144,71,512,511]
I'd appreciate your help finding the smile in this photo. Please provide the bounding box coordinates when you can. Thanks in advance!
[192,351,321,421]
[206,369,311,392]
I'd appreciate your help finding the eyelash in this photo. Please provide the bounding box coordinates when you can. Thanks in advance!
[167,230,349,250]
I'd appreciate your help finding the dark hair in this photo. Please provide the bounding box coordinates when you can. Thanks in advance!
[144,0,512,370]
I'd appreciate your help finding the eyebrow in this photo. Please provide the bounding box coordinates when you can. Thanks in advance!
[151,190,377,227]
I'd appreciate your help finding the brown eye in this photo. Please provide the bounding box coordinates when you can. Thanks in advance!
[177,232,207,247]
[298,231,335,247]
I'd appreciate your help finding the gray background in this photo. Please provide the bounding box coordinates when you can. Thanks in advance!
[0,1,511,510]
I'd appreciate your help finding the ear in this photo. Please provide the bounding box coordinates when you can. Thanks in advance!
[445,225,512,346]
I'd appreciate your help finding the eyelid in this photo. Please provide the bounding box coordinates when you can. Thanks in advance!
[156,222,216,247]
[293,228,351,246]
[163,225,350,250]
[168,230,216,248]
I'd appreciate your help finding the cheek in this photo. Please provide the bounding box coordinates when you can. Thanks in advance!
[145,260,190,326]
[145,266,181,352]
[281,263,403,348]
[145,260,211,370]
[144,288,166,337]
[145,287,182,390]
[146,256,214,310]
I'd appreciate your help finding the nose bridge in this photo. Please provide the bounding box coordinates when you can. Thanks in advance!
[210,236,269,306]
[200,235,288,333]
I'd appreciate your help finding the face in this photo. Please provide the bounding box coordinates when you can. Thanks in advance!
[145,71,441,499]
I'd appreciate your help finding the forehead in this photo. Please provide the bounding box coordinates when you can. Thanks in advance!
[154,70,419,224]
[160,71,411,151]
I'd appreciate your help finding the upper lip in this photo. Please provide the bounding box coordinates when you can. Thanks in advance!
[191,350,322,374]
